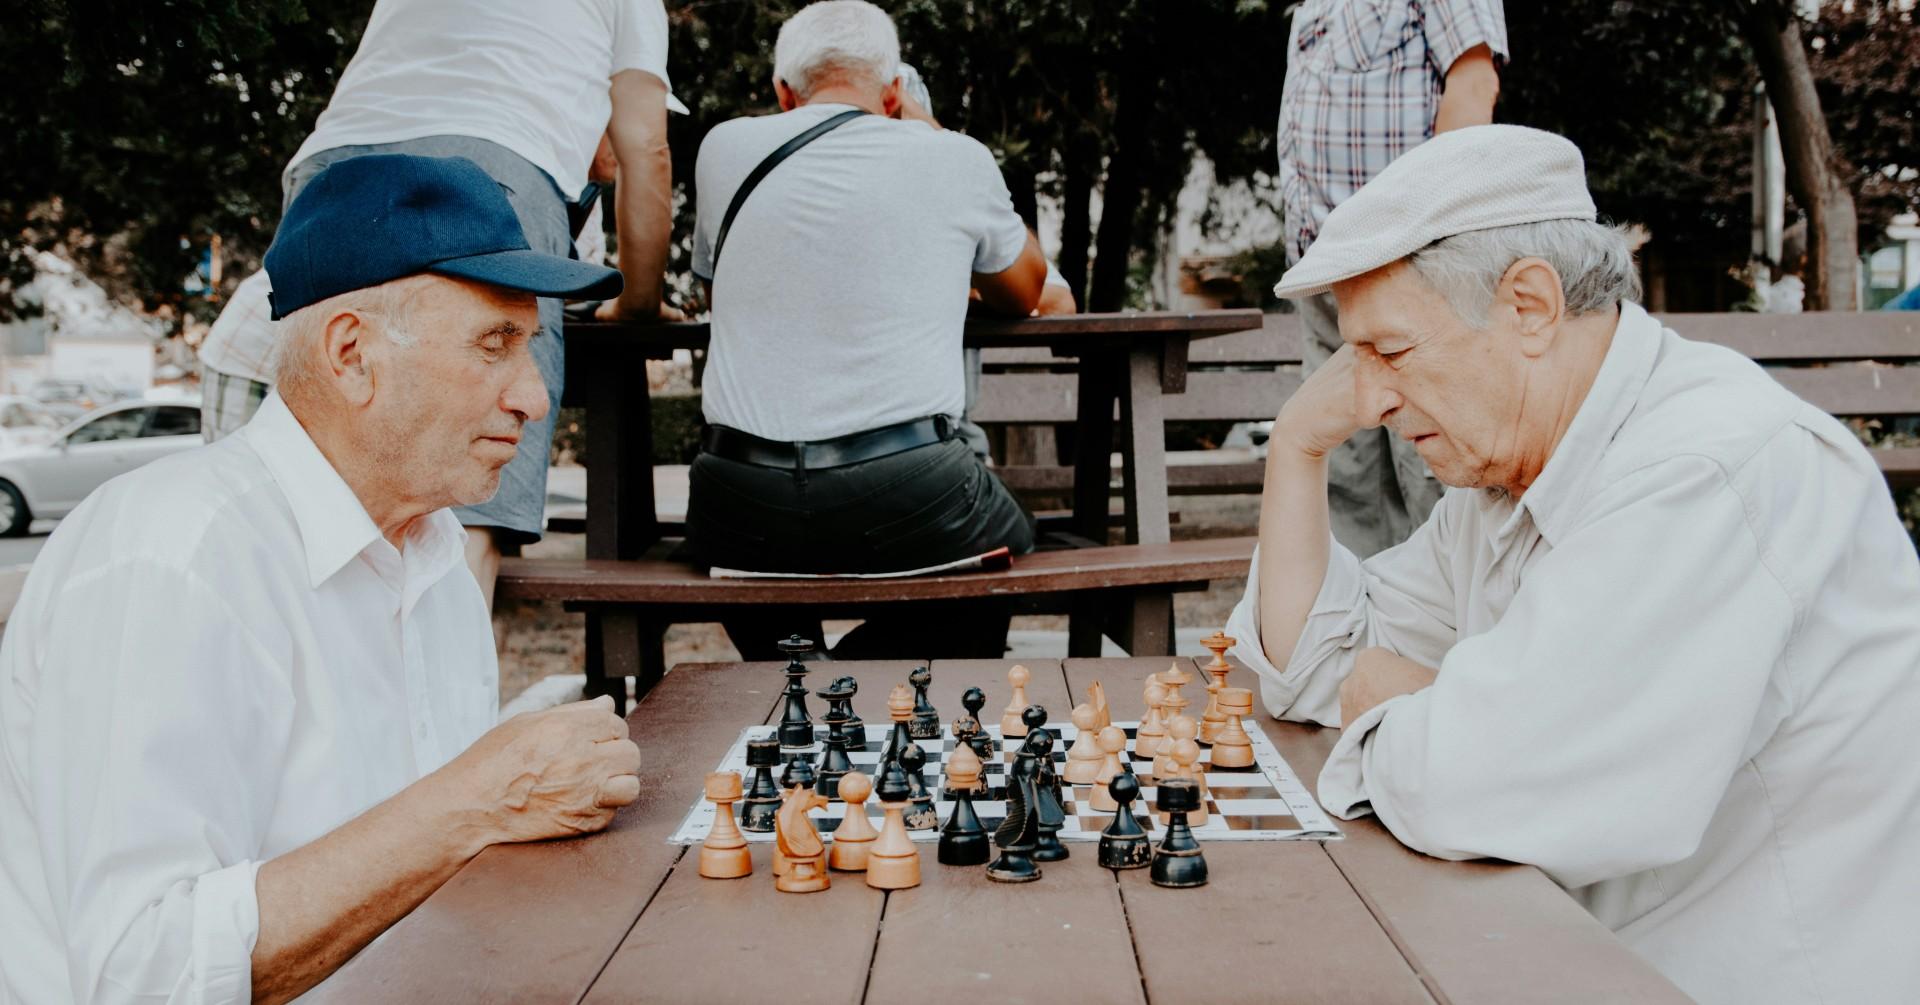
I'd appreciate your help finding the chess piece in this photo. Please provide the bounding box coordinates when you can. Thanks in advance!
[1150,778,1209,888]
[881,682,915,774]
[1020,705,1064,805]
[987,745,1043,883]
[699,772,753,879]
[774,784,831,893]
[815,697,854,800]
[1090,724,1128,812]
[1001,664,1031,737]
[1063,703,1104,784]
[1136,681,1170,760]
[1087,680,1111,731]
[938,744,992,866]
[865,758,921,890]
[1157,716,1209,826]
[960,686,997,754]
[1097,773,1152,870]
[908,666,941,740]
[1198,631,1237,744]
[899,742,939,830]
[739,738,783,833]
[775,635,817,748]
[945,714,988,798]
[1149,664,1193,767]
[773,754,816,878]
[1211,687,1256,771]
[828,771,878,872]
[830,675,868,752]
[1028,730,1069,862]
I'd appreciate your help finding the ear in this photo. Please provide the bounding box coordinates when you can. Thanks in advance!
[321,308,379,407]
[1494,257,1565,359]
[775,78,799,112]
[880,76,903,118]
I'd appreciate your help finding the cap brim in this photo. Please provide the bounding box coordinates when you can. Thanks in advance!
[429,249,624,302]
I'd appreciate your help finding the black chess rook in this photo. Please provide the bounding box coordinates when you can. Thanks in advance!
[1150,778,1209,888]
[739,738,783,833]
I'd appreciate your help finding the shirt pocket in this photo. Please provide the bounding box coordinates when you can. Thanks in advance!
[1294,0,1393,73]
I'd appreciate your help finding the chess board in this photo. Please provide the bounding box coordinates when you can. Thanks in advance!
[668,720,1342,845]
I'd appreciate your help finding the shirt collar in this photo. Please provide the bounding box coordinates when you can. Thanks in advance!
[1492,301,1663,548]
[241,393,466,590]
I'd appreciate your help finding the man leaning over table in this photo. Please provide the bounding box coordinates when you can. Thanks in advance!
[0,155,642,1005]
[1224,125,1920,1003]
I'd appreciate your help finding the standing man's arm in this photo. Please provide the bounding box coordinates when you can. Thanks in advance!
[596,68,676,321]
[1431,43,1500,133]
[1423,0,1508,134]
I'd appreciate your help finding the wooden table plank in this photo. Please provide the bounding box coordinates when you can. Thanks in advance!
[307,662,784,1004]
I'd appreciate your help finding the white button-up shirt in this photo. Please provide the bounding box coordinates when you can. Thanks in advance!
[0,394,497,1004]
[1227,303,1920,1004]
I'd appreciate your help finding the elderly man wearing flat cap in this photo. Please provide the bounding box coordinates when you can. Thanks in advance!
[0,155,641,1005]
[1226,125,1920,1002]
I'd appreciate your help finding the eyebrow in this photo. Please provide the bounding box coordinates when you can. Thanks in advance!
[471,321,537,345]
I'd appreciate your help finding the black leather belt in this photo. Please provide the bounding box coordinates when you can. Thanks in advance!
[702,416,952,470]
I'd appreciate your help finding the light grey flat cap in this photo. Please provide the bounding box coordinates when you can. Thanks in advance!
[1273,125,1597,299]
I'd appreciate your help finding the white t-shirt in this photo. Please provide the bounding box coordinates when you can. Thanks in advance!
[290,0,672,195]
[692,104,1030,442]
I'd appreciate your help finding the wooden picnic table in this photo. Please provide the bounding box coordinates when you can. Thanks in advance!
[311,657,1688,1003]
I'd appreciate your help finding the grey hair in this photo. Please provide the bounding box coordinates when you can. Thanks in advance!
[1406,218,1643,327]
[773,1,900,100]
[272,277,427,399]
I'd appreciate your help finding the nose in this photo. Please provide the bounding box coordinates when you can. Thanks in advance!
[502,342,550,424]
[1352,352,1403,429]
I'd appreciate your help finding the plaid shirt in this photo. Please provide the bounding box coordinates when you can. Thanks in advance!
[195,269,277,384]
[1277,0,1508,262]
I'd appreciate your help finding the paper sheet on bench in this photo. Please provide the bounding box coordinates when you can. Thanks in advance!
[707,546,1013,580]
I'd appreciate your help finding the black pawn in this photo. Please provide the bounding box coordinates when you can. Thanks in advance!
[831,675,868,752]
[899,742,939,830]
[908,666,941,739]
[1028,730,1069,862]
[938,769,991,867]
[960,686,996,756]
[739,738,782,832]
[1149,778,1209,888]
[1097,773,1152,870]
[987,749,1043,883]
[775,635,816,748]
[1022,705,1063,805]
[780,749,816,793]
[815,698,853,800]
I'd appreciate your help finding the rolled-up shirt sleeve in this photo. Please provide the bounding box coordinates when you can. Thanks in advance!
[1317,457,1794,889]
[27,558,290,1003]
[1226,490,1463,726]
[1420,0,1510,69]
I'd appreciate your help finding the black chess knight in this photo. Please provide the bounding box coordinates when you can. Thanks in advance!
[987,748,1043,883]
[908,666,941,740]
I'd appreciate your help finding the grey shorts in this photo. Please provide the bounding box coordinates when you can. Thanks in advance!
[284,135,569,544]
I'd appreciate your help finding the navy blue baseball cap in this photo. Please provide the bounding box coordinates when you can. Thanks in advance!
[263,153,623,320]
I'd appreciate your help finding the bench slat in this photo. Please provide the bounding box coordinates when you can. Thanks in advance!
[972,370,1300,423]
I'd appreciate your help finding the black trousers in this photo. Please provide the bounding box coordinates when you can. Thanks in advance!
[686,437,1037,661]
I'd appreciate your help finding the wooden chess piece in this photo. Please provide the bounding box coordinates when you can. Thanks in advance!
[699,771,753,879]
[1152,710,1186,782]
[987,746,1043,883]
[1152,663,1194,764]
[830,675,868,751]
[774,784,831,893]
[1150,779,1209,888]
[1063,703,1104,784]
[1136,681,1170,758]
[775,635,817,748]
[882,683,915,770]
[938,744,991,866]
[899,742,939,830]
[1157,716,1209,826]
[960,686,997,754]
[1211,687,1256,771]
[1001,665,1031,737]
[772,754,815,877]
[1090,724,1128,812]
[739,738,783,833]
[1198,631,1237,744]
[1028,729,1069,862]
[908,666,941,739]
[828,771,878,872]
[815,692,854,800]
[1097,773,1152,870]
[945,714,988,798]
[1087,680,1111,731]
[865,759,921,890]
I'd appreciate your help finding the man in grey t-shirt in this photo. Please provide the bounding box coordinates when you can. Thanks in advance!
[685,0,1048,660]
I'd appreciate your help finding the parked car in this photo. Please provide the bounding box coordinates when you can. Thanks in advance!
[0,395,64,452]
[0,399,202,535]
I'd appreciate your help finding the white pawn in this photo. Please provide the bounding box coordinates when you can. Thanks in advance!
[1136,680,1169,757]
[1156,716,1209,827]
[1090,725,1128,812]
[1064,703,1103,785]
[1002,664,1031,738]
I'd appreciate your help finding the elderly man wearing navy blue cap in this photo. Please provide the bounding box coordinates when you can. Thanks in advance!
[0,155,639,1005]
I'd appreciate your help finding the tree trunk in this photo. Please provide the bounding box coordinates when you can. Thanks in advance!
[1738,0,1858,310]
[1057,67,1097,309]
[1088,61,1150,313]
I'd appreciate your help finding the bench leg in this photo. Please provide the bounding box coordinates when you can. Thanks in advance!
[1120,592,1174,655]
[1068,596,1106,657]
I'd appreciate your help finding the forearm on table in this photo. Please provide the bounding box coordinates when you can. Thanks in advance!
[1255,442,1334,671]
[1432,44,1499,134]
[249,773,491,1004]
[611,141,672,314]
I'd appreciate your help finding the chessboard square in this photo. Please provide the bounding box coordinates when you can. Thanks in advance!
[1213,798,1297,817]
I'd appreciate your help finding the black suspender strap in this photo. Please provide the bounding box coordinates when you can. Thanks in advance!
[709,108,869,272]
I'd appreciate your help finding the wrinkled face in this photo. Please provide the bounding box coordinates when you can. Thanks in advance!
[366,277,547,509]
[1332,261,1529,490]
